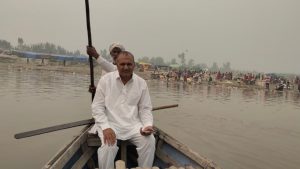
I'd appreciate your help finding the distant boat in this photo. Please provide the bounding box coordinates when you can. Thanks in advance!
[275,84,284,91]
[43,125,221,169]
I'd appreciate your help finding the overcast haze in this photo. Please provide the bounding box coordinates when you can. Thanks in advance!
[1,0,299,74]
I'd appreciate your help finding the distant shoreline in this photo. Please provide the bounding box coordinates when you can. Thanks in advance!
[1,54,299,93]
[0,53,152,79]
[0,54,96,73]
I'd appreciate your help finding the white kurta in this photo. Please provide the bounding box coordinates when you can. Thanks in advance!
[96,55,116,76]
[91,57,155,169]
[89,55,116,134]
[91,71,153,140]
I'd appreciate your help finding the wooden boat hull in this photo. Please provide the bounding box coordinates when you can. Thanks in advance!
[43,126,221,169]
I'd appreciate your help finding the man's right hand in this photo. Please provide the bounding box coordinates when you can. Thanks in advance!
[103,128,116,146]
[86,46,99,59]
[88,85,96,94]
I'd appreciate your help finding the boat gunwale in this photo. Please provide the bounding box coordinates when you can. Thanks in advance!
[43,125,92,169]
[43,125,221,169]
[154,127,221,169]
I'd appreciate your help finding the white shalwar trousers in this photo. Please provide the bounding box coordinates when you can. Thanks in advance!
[97,132,156,169]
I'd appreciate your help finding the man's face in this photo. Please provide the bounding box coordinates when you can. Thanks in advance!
[110,47,122,60]
[116,54,135,78]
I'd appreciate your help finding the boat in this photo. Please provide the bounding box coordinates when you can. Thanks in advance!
[275,84,284,91]
[41,1,221,168]
[43,125,221,169]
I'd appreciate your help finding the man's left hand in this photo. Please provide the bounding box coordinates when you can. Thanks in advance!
[140,126,154,136]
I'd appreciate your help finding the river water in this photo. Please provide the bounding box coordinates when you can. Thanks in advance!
[1,64,299,169]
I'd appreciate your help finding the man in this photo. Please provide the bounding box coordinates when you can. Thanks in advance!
[91,51,155,169]
[87,42,125,93]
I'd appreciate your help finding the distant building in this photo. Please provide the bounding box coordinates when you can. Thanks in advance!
[138,62,152,71]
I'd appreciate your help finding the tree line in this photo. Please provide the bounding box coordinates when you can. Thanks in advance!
[137,51,232,72]
[0,38,232,72]
[0,38,82,56]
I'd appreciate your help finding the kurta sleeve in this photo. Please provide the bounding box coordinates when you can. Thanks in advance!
[91,77,110,130]
[96,55,116,73]
[138,83,153,127]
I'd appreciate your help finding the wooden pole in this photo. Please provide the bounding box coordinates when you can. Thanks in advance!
[14,104,178,139]
[85,0,95,100]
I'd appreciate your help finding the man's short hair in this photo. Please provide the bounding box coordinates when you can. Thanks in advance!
[116,51,135,63]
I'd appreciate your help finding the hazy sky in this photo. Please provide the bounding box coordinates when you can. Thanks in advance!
[1,0,299,74]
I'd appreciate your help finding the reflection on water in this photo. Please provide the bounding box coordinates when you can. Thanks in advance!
[1,66,300,169]
[151,81,300,169]
[151,80,300,109]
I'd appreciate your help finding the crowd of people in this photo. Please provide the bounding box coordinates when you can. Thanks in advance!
[151,69,300,92]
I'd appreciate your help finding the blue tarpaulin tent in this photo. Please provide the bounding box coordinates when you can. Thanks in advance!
[12,50,88,62]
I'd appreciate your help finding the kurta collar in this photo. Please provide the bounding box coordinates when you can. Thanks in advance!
[114,71,136,82]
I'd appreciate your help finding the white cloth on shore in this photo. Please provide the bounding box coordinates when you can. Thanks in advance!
[91,71,153,140]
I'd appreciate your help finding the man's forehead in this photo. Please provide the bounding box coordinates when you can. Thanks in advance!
[117,53,133,60]
[112,47,121,51]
